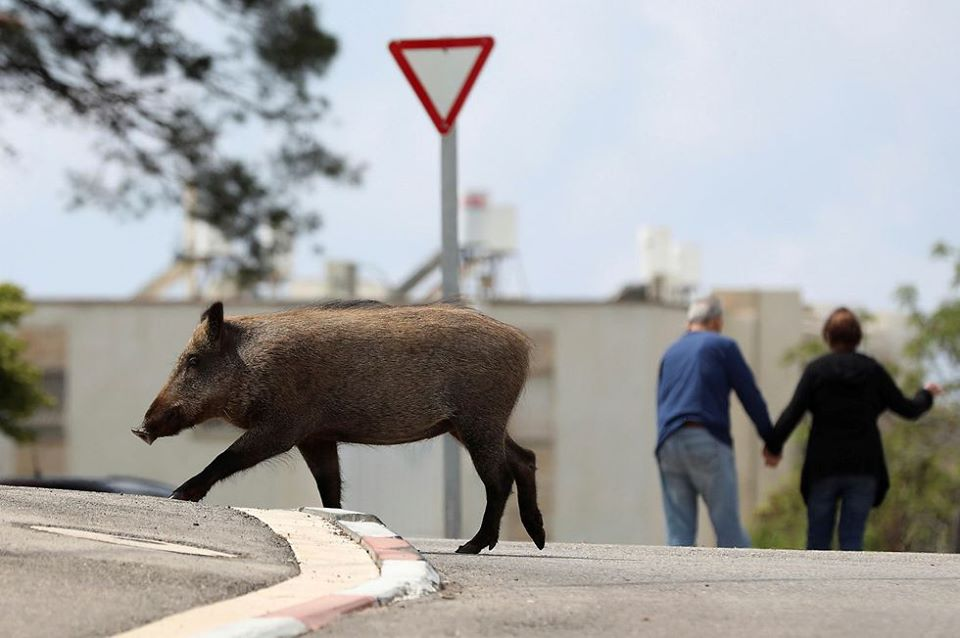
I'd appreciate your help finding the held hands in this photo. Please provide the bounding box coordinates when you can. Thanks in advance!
[762,447,782,468]
[924,382,944,397]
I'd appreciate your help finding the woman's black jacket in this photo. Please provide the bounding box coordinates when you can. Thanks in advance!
[766,352,933,507]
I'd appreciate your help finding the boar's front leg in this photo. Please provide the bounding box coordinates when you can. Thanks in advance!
[296,436,342,508]
[170,426,298,501]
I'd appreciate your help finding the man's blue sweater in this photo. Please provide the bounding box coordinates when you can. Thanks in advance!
[656,330,774,453]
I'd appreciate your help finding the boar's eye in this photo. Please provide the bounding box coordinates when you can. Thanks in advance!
[186,354,199,368]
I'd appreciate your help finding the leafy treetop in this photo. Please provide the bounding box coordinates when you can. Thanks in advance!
[0,0,360,288]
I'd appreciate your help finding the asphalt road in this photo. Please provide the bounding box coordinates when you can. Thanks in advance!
[0,486,297,638]
[313,539,960,637]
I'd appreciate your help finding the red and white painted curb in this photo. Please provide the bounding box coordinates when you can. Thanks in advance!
[193,508,440,638]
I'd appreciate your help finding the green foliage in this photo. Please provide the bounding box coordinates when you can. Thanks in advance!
[0,283,52,442]
[864,409,960,552]
[897,242,960,393]
[753,243,960,552]
[0,0,360,288]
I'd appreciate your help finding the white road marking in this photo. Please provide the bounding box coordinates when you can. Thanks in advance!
[29,525,237,558]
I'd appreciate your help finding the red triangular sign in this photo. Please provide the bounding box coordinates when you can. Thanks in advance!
[389,37,494,135]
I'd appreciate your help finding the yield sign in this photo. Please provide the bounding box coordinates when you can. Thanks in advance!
[389,37,494,135]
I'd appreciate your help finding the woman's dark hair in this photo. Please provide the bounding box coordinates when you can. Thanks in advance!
[822,307,862,352]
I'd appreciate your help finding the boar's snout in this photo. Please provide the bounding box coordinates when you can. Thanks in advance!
[131,427,156,445]
[136,397,188,444]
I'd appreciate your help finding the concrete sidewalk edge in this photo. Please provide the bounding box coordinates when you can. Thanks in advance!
[302,508,441,601]
[189,507,440,637]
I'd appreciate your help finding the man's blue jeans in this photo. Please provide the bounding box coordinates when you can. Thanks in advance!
[806,475,876,551]
[657,427,751,548]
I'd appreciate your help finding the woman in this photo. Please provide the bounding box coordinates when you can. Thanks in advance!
[764,308,942,550]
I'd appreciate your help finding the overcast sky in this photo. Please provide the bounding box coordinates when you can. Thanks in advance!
[2,1,958,311]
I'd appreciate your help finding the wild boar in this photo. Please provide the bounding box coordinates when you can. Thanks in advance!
[133,300,545,554]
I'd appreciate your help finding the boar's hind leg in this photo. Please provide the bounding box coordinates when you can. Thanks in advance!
[297,436,341,508]
[453,424,513,555]
[506,436,546,550]
[170,427,297,502]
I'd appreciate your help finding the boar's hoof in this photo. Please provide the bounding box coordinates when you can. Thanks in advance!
[455,541,483,554]
[169,482,207,502]
[456,537,497,554]
[531,528,546,550]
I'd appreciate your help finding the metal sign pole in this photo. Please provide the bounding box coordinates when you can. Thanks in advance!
[441,123,462,539]
[389,36,493,542]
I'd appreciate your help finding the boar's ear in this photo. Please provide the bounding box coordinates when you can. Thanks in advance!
[200,301,224,343]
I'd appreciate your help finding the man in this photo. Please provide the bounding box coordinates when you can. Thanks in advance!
[656,296,777,547]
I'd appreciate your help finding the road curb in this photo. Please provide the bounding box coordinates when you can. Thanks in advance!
[302,508,441,602]
[192,507,440,637]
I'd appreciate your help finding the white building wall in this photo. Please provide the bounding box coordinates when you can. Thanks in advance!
[484,302,684,545]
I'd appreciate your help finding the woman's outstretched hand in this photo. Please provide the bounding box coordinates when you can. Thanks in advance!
[924,382,944,396]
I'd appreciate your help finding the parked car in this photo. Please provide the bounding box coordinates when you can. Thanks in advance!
[0,475,174,497]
